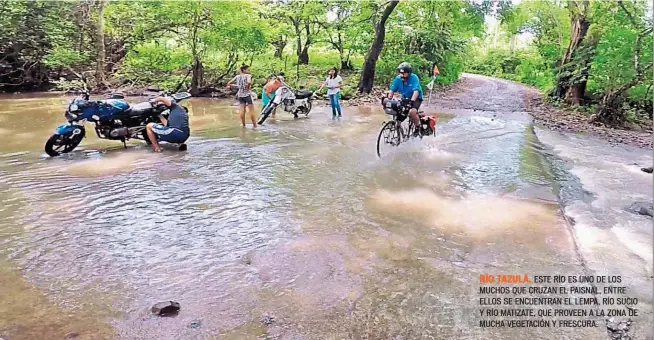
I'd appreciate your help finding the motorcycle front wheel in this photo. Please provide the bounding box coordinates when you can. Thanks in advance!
[45,130,86,157]
[258,103,275,125]
[304,101,312,115]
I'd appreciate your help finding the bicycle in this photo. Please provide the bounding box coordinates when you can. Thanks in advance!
[376,97,437,158]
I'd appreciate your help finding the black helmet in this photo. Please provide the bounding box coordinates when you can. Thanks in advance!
[397,62,412,74]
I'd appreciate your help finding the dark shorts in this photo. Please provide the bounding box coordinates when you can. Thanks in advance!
[411,99,423,110]
[152,124,189,143]
[237,95,253,105]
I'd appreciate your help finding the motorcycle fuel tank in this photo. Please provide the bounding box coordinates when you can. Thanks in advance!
[95,99,130,118]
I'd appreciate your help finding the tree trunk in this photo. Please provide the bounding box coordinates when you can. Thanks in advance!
[551,0,591,104]
[564,77,587,105]
[75,1,89,53]
[358,0,399,93]
[189,4,203,96]
[94,0,107,89]
[341,58,352,71]
[341,48,353,70]
[295,34,303,63]
[298,47,309,64]
[298,23,311,64]
[106,40,127,74]
[190,57,203,96]
[273,36,286,58]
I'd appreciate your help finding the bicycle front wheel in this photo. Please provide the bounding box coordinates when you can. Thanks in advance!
[376,120,401,158]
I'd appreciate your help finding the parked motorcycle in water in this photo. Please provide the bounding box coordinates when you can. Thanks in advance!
[44,90,191,157]
[257,84,313,124]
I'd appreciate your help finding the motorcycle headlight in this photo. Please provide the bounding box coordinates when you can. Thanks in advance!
[69,104,79,112]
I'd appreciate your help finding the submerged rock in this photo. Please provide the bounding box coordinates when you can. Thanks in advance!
[189,320,202,329]
[151,301,181,316]
[606,318,632,340]
[64,332,80,339]
[261,313,275,326]
[627,201,653,218]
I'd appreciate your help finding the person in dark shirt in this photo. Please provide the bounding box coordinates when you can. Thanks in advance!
[145,96,190,152]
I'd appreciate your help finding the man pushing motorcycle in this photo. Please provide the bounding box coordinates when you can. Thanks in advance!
[387,62,424,137]
[145,95,190,152]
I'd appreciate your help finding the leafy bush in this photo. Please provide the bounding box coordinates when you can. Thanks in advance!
[119,42,191,86]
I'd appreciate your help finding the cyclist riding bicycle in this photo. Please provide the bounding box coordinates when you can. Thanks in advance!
[387,62,424,137]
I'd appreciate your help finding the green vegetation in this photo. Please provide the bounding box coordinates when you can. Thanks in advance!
[0,0,650,127]
[466,0,653,127]
[0,0,493,96]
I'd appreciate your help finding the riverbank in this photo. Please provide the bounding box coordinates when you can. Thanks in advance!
[523,90,653,149]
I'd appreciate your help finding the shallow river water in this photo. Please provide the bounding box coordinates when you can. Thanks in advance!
[0,76,651,340]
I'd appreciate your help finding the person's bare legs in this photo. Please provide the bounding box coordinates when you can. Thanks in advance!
[409,108,421,135]
[247,104,257,128]
[146,123,161,152]
[239,103,246,127]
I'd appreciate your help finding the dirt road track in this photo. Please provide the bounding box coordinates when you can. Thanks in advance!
[427,73,652,148]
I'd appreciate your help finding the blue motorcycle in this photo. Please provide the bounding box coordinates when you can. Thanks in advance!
[45,90,191,157]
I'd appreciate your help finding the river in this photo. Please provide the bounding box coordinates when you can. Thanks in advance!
[0,74,651,340]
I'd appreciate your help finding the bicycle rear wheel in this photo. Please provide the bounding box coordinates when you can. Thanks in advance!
[376,120,401,158]
[404,121,417,141]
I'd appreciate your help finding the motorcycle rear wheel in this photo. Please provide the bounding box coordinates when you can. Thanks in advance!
[45,130,86,157]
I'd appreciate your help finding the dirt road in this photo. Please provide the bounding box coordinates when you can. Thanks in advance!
[426,73,652,148]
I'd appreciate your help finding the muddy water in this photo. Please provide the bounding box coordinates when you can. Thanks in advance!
[0,90,634,339]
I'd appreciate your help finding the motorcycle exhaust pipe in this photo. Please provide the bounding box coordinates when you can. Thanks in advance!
[109,127,129,138]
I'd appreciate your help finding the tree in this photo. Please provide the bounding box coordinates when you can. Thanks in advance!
[550,0,598,105]
[103,1,171,74]
[358,0,399,93]
[324,1,373,70]
[0,1,78,91]
[272,0,326,65]
[593,0,653,125]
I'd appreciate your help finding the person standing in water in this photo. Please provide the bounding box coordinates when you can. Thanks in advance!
[318,67,343,118]
[226,64,256,128]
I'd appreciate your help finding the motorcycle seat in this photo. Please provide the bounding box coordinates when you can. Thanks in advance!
[126,102,154,116]
[294,90,313,99]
